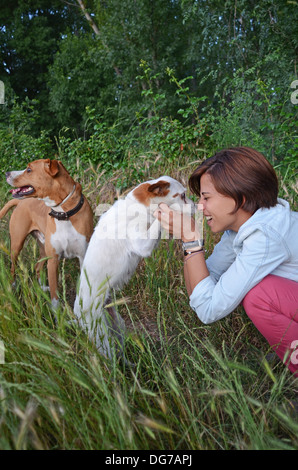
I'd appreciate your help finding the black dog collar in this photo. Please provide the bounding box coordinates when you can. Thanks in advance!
[49,194,84,220]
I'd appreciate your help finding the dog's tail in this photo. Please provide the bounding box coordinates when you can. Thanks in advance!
[0,199,20,219]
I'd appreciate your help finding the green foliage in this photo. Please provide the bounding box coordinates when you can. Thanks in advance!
[204,67,298,177]
[134,63,208,162]
[56,112,136,174]
[48,33,116,133]
[1,0,298,139]
[0,98,53,174]
[1,67,296,206]
[0,0,86,133]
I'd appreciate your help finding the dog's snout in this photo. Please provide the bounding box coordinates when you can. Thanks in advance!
[5,169,25,185]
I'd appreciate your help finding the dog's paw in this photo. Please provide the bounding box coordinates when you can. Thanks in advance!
[40,285,50,292]
[51,298,60,311]
[39,280,50,292]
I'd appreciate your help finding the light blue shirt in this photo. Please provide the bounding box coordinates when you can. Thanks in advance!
[189,199,298,324]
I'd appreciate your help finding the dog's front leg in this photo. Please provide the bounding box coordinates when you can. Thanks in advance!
[47,255,60,309]
[147,217,161,240]
[130,218,161,258]
[34,238,49,291]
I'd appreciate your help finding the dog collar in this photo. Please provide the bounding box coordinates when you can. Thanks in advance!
[49,194,84,220]
[52,185,76,208]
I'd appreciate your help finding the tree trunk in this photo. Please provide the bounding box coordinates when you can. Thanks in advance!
[75,0,121,76]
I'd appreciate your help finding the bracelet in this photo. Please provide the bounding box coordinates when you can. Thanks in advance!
[184,247,204,257]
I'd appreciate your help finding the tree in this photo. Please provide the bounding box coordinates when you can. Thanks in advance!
[0,0,84,133]
[48,33,116,132]
[49,0,189,131]
[1,0,297,138]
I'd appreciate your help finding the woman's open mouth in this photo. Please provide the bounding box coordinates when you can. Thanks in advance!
[10,186,35,198]
[205,215,212,225]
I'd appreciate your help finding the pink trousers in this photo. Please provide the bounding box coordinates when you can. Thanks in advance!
[243,275,298,377]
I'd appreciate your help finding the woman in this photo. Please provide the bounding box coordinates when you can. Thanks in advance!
[154,147,298,376]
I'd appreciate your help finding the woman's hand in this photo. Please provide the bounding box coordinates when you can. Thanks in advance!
[153,203,203,242]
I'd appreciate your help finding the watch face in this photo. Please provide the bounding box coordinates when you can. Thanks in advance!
[183,239,204,249]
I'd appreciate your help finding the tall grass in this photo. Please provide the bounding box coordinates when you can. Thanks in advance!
[0,158,297,450]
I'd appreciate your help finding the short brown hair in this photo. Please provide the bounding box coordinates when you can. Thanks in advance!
[189,147,278,214]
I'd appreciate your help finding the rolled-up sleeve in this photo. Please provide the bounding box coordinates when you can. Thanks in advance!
[205,231,236,282]
[189,227,289,324]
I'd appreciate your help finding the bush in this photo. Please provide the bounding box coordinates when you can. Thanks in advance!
[0,98,53,175]
[205,69,298,174]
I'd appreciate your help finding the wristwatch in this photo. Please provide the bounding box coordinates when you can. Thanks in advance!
[182,239,204,256]
[182,239,204,251]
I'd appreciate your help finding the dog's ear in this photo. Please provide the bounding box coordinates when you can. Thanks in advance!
[148,180,170,197]
[45,159,59,176]
[57,160,68,173]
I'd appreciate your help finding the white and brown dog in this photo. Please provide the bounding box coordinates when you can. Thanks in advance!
[74,176,194,360]
[0,159,93,307]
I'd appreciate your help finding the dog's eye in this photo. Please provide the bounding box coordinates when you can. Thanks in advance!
[26,167,32,173]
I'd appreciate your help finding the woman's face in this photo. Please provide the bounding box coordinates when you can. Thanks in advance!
[199,173,252,233]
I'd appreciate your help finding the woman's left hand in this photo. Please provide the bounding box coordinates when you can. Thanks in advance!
[153,203,202,242]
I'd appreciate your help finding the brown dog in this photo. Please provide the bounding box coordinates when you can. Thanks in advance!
[0,159,93,308]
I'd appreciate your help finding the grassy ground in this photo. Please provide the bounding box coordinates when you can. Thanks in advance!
[0,156,297,450]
